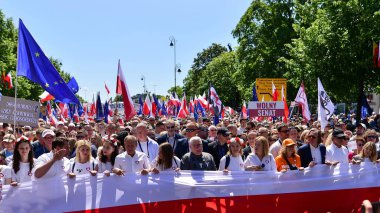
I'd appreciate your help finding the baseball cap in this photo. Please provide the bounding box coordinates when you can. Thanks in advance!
[42,129,55,138]
[282,138,296,147]
[217,127,231,136]
[332,128,345,138]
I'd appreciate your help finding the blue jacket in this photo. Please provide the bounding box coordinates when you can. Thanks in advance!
[297,143,326,168]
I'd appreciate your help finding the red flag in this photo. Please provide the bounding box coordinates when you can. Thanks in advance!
[143,94,152,116]
[281,85,289,123]
[272,82,279,101]
[104,82,110,95]
[116,60,136,121]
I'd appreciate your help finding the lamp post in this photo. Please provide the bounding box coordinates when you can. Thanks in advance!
[141,75,147,94]
[169,36,181,94]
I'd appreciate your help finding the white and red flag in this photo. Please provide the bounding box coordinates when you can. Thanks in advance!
[143,94,152,116]
[294,81,311,122]
[39,91,54,102]
[281,85,289,123]
[272,81,279,101]
[104,82,110,95]
[116,60,136,121]
[241,101,247,119]
[177,93,189,119]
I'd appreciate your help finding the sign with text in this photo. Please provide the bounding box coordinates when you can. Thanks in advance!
[248,101,285,117]
[0,96,40,127]
[256,78,287,101]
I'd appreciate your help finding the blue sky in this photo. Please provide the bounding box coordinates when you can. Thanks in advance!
[1,0,251,102]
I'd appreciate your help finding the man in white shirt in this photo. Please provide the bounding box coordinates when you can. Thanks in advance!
[34,138,70,179]
[113,135,150,175]
[269,124,289,158]
[326,129,349,164]
[135,123,159,163]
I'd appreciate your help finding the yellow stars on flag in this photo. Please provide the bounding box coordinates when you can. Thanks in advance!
[45,82,49,88]
[35,52,40,57]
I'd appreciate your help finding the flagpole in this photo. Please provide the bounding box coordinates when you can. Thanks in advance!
[14,26,20,130]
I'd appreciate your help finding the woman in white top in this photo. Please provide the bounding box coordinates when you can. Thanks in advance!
[219,137,245,171]
[96,139,118,174]
[9,137,36,184]
[244,136,276,171]
[151,142,181,173]
[68,140,98,178]
[352,142,378,164]
[0,165,11,185]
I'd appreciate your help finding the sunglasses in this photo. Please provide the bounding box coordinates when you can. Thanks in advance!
[166,126,175,129]
[209,129,217,132]
[186,129,198,133]
[280,130,289,133]
[367,135,377,139]
[357,143,364,147]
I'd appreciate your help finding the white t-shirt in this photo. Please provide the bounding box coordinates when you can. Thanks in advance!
[0,165,11,185]
[244,153,277,171]
[326,143,349,163]
[218,155,244,171]
[33,152,70,179]
[9,159,37,183]
[150,156,181,171]
[136,137,159,163]
[269,140,282,158]
[96,157,113,173]
[114,151,150,173]
[69,158,98,175]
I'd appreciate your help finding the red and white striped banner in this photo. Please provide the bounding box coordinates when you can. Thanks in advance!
[1,163,380,212]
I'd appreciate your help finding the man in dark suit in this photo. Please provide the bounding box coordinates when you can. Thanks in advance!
[243,131,257,160]
[174,122,209,159]
[297,128,326,168]
[207,127,230,168]
[156,120,184,149]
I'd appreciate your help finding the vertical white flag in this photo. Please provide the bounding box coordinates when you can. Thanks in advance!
[294,82,311,122]
[317,78,335,130]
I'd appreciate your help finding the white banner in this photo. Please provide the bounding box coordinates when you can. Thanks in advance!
[1,163,380,212]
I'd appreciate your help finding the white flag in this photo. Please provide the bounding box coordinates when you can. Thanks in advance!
[294,82,311,121]
[317,78,335,129]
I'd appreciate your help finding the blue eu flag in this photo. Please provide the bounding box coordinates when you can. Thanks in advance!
[17,19,80,104]
[67,77,79,94]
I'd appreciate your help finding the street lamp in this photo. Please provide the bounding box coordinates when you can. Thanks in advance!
[169,36,181,94]
[141,75,147,94]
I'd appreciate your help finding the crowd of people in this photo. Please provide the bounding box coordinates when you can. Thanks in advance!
[0,112,379,190]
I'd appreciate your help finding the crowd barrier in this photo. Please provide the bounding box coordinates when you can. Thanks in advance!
[1,163,380,212]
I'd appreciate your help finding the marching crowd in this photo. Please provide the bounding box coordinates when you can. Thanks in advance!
[0,112,379,189]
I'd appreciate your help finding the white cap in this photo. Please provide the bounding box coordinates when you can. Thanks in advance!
[57,121,64,126]
[68,123,75,127]
[42,129,55,138]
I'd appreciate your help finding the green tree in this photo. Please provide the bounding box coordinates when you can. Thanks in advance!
[167,86,183,98]
[0,10,84,102]
[282,0,380,116]
[198,51,242,109]
[232,0,297,97]
[183,43,227,97]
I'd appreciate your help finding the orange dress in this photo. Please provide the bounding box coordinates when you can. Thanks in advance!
[275,154,301,172]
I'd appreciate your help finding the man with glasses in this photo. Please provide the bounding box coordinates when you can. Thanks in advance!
[157,120,184,148]
[207,125,217,142]
[297,128,326,168]
[326,129,349,164]
[180,136,216,171]
[269,124,289,158]
[174,122,206,159]
[208,127,230,168]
